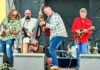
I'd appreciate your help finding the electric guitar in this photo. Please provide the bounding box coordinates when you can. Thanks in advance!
[75,26,95,39]
[0,21,13,37]
[0,20,19,37]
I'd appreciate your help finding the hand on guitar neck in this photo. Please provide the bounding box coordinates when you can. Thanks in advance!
[75,26,95,39]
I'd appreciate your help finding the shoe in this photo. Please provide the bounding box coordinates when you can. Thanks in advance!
[50,66,60,70]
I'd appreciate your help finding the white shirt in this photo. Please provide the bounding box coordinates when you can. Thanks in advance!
[21,17,37,32]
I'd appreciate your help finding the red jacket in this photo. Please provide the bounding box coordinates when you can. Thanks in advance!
[72,17,92,43]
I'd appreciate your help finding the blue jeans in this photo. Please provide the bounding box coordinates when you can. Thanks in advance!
[75,41,88,68]
[48,36,64,66]
[0,39,14,63]
[0,40,2,52]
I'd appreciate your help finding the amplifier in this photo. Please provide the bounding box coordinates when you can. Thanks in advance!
[58,57,77,68]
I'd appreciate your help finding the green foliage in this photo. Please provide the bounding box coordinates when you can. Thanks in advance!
[0,63,14,70]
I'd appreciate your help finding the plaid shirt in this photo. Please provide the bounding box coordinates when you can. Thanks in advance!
[46,12,68,40]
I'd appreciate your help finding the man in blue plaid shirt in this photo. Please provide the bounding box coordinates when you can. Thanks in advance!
[40,6,68,70]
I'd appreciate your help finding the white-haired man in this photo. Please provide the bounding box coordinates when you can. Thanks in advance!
[72,8,93,70]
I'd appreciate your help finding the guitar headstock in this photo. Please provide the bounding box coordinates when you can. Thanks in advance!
[91,26,95,30]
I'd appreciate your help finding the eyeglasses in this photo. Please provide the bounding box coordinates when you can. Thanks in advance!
[11,14,17,18]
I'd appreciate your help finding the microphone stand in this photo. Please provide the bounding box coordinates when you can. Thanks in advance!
[21,18,29,52]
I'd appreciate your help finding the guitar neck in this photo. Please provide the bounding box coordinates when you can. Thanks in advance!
[87,26,95,31]
[81,26,95,32]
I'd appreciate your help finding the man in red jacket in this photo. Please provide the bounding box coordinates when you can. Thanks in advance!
[72,8,93,70]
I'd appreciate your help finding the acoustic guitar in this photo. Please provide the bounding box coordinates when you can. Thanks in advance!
[75,26,95,39]
[40,17,50,37]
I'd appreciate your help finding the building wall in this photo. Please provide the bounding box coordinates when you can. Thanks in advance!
[0,0,6,23]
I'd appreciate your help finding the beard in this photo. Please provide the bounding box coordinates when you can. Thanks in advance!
[25,16,30,20]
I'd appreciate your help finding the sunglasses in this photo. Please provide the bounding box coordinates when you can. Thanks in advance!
[11,15,17,19]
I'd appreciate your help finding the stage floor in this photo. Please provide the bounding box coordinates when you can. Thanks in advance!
[60,68,75,70]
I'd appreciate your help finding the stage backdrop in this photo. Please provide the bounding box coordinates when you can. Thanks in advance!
[14,0,100,51]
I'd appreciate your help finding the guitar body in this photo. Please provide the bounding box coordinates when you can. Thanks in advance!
[0,26,7,37]
[29,44,39,52]
[40,17,50,37]
[75,30,84,39]
[1,31,6,37]
[29,39,39,52]
[43,26,50,37]
[75,26,95,39]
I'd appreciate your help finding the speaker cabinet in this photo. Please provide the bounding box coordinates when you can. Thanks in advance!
[0,53,3,65]
[80,54,100,70]
[14,53,45,70]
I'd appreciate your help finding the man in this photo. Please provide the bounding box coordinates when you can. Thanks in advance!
[21,9,38,53]
[72,8,93,70]
[40,6,68,70]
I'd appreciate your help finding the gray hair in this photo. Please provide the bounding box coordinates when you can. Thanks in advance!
[79,8,87,14]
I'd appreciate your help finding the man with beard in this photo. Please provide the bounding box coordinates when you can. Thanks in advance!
[21,9,38,53]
